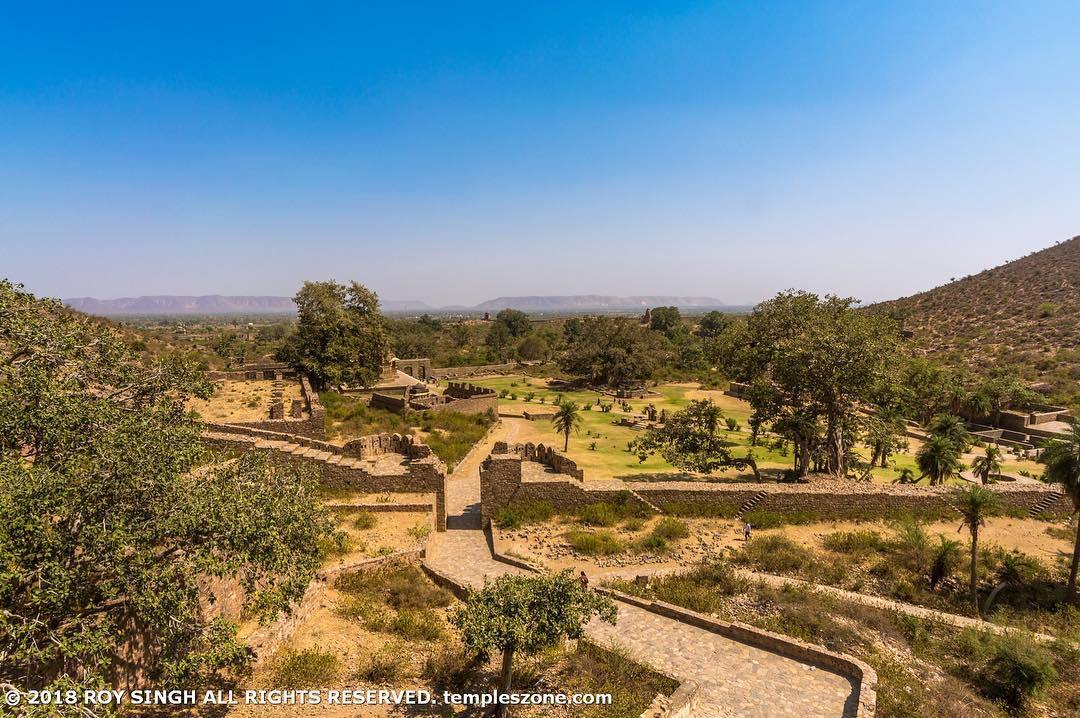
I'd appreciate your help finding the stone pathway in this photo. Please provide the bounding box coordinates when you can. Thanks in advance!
[425,441,860,718]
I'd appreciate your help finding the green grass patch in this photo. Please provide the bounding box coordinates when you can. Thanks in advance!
[271,647,340,688]
[567,529,624,555]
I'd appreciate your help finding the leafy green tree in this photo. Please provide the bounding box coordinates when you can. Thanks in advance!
[862,408,908,469]
[551,401,583,451]
[516,334,550,362]
[978,373,1038,427]
[278,280,390,389]
[955,484,1001,611]
[1039,423,1080,603]
[452,571,616,718]
[915,435,965,485]
[493,309,532,338]
[648,306,682,338]
[695,310,733,338]
[558,316,665,388]
[971,445,1003,484]
[0,281,332,697]
[630,400,760,479]
[211,331,243,361]
[719,291,905,477]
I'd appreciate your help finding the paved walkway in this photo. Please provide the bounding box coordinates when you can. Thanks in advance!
[426,436,860,718]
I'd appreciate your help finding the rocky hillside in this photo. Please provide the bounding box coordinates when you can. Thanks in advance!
[873,235,1080,396]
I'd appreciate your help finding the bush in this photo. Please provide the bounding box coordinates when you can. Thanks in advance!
[821,530,884,554]
[954,631,1057,711]
[336,563,452,610]
[354,512,377,530]
[621,517,645,531]
[390,608,444,641]
[632,532,669,553]
[317,532,353,558]
[580,503,620,527]
[271,647,340,687]
[408,522,431,541]
[355,645,406,684]
[421,642,479,692]
[736,535,817,576]
[493,500,554,529]
[567,530,624,555]
[651,517,690,540]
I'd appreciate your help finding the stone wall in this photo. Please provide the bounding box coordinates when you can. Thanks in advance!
[202,424,447,531]
[372,384,498,417]
[495,442,585,479]
[430,362,518,380]
[479,451,1072,524]
[212,374,326,438]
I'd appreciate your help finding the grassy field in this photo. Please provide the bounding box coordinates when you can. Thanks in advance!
[468,376,1043,483]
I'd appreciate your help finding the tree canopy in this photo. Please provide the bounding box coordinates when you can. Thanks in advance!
[558,316,665,388]
[278,280,390,389]
[718,291,905,477]
[0,281,331,697]
[630,399,759,478]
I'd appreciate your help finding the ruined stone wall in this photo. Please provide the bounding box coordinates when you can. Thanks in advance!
[479,453,1072,523]
[213,374,326,438]
[430,362,518,380]
[495,442,584,479]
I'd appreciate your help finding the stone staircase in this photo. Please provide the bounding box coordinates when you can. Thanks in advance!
[735,490,769,518]
[1029,489,1065,518]
[627,487,664,514]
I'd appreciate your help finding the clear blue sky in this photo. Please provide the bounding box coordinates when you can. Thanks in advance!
[3,2,1078,306]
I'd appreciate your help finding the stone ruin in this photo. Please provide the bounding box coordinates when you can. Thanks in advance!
[492,441,584,480]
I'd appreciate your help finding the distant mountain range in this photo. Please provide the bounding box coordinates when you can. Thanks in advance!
[63,294,737,316]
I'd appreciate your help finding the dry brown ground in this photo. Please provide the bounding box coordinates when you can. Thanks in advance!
[188,379,304,423]
[495,515,1075,579]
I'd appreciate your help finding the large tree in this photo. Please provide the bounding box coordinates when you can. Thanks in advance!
[278,280,390,389]
[720,291,905,477]
[551,401,583,451]
[915,435,965,485]
[630,399,760,479]
[0,281,332,698]
[452,571,616,718]
[558,316,665,388]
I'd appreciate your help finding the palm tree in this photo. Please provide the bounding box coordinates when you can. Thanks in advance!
[551,401,583,452]
[893,467,917,484]
[927,413,969,452]
[1039,423,1080,603]
[916,435,965,485]
[955,484,1001,611]
[982,552,1037,615]
[971,445,1003,484]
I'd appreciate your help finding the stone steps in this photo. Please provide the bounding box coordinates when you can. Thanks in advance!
[736,490,768,517]
[1029,491,1064,518]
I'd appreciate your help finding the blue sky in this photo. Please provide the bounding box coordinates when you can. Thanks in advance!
[2,2,1078,306]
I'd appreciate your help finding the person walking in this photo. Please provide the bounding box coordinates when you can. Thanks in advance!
[579,570,590,590]
[743,521,753,542]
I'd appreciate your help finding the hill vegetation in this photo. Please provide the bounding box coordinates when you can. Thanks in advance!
[873,235,1080,404]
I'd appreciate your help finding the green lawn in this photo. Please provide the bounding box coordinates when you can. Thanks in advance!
[467,376,1044,484]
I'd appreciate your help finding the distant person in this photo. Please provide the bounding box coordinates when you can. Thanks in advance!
[743,522,752,542]
[579,571,590,590]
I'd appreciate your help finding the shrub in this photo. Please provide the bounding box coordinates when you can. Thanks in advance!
[355,645,406,684]
[632,532,669,552]
[579,503,620,527]
[493,500,554,529]
[821,530,884,554]
[317,532,353,558]
[390,608,444,641]
[271,647,340,687]
[567,530,624,555]
[736,535,817,576]
[421,642,479,692]
[651,517,690,540]
[954,631,1057,711]
[408,522,431,541]
[621,517,645,531]
[336,563,452,610]
[354,512,377,530]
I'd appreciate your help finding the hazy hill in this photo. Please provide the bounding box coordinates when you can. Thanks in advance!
[472,295,732,312]
[873,235,1080,392]
[63,294,737,316]
[63,295,431,315]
